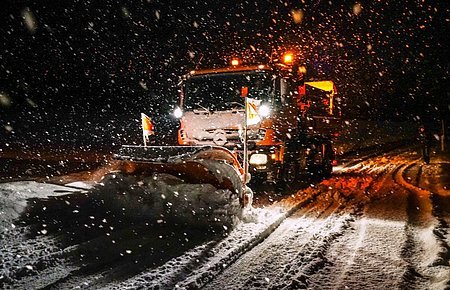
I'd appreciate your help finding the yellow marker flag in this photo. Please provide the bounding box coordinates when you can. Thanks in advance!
[246,98,261,126]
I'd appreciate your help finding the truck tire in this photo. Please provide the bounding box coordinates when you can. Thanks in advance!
[308,141,332,178]
[277,148,300,191]
[314,141,333,178]
[321,142,333,178]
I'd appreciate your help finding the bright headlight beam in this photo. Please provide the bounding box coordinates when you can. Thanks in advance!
[173,107,183,118]
[249,153,268,165]
[258,104,271,117]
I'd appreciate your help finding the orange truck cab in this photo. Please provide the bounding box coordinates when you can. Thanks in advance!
[173,54,338,185]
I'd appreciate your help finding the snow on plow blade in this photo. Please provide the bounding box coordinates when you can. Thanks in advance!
[114,145,245,204]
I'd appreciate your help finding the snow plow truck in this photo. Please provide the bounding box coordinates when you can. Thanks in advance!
[114,51,338,218]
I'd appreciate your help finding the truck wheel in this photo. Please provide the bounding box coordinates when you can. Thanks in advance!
[277,149,299,191]
[320,142,334,178]
[284,161,298,183]
[307,142,332,178]
[315,142,333,178]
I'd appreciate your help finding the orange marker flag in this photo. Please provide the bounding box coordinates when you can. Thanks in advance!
[141,113,154,146]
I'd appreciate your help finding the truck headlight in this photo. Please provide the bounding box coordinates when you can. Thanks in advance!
[173,107,183,118]
[249,153,268,165]
[258,104,271,118]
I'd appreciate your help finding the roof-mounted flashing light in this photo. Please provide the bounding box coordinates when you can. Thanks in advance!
[282,52,294,65]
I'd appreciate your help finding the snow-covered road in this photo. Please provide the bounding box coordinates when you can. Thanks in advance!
[202,151,450,290]
[1,148,449,289]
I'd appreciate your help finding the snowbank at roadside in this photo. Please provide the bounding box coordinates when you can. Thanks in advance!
[0,181,81,233]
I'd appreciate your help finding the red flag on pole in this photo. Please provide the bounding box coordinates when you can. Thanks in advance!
[141,113,154,146]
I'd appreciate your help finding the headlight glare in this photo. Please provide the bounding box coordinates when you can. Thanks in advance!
[258,104,271,117]
[173,107,183,118]
[249,153,268,165]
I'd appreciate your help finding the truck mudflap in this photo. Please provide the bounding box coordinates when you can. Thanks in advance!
[114,145,249,207]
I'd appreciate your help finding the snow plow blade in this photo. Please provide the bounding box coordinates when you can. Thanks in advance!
[114,145,246,205]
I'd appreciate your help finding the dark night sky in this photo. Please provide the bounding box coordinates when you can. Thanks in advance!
[0,0,448,149]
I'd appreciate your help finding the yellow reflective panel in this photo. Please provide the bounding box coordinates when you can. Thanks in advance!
[305,81,336,93]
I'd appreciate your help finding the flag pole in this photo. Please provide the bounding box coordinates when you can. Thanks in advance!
[242,87,249,185]
[141,113,147,147]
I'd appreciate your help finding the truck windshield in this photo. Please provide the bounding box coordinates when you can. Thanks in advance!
[183,72,273,111]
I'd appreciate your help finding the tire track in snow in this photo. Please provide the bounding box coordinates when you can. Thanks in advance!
[430,194,450,267]
[266,210,354,290]
[420,161,450,271]
[0,225,79,290]
[266,170,388,290]
[305,162,407,290]
[198,159,387,290]
[200,197,351,290]
[396,162,450,289]
[329,217,368,288]
[176,195,329,289]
